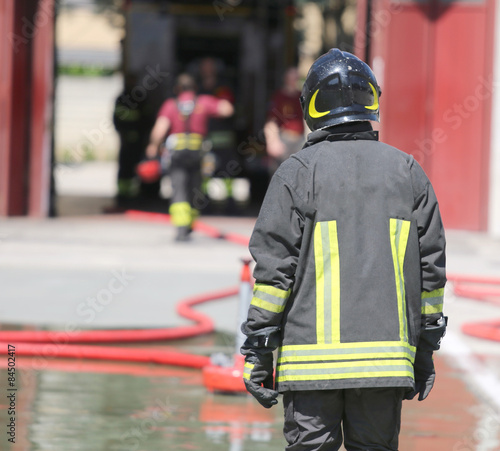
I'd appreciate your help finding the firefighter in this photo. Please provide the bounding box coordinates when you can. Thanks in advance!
[113,74,154,203]
[146,74,234,241]
[197,57,238,209]
[241,49,447,450]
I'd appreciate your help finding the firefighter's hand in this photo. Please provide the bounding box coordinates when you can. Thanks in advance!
[264,120,285,158]
[405,351,435,401]
[266,139,285,159]
[146,143,159,159]
[243,353,278,408]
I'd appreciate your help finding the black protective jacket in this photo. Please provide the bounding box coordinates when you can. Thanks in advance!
[243,122,446,392]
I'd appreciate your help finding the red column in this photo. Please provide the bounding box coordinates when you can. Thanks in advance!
[9,1,37,215]
[29,0,55,217]
[0,0,54,217]
[0,2,15,216]
[355,0,495,231]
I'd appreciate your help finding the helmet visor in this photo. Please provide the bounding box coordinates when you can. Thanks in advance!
[313,74,346,113]
[351,75,379,111]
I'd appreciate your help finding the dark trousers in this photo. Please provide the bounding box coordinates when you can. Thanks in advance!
[169,154,202,227]
[283,388,405,451]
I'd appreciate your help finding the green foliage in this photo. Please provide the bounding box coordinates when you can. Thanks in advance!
[57,65,116,77]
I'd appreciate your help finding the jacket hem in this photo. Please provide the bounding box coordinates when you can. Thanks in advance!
[276,376,414,393]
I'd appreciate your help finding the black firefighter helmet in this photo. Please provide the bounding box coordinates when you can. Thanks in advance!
[300,49,382,131]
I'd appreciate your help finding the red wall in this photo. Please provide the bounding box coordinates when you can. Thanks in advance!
[356,0,495,230]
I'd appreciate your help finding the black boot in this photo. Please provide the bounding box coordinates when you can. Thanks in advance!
[175,226,191,242]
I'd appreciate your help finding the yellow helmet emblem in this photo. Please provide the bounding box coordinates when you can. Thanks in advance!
[365,82,379,111]
[308,89,330,118]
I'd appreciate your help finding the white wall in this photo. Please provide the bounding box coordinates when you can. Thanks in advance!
[55,74,122,162]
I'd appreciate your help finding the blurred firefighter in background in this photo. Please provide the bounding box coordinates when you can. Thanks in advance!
[196,57,238,206]
[264,67,305,172]
[197,57,235,103]
[145,74,234,241]
[113,74,157,205]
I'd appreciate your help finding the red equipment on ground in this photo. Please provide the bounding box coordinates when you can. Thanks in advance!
[202,259,253,393]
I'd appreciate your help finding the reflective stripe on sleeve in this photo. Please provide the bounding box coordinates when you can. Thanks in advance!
[243,362,254,380]
[421,288,444,314]
[250,284,291,313]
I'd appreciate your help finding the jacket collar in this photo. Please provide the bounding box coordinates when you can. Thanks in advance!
[303,122,379,149]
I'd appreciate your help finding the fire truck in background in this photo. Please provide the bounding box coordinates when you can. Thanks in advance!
[122,0,297,206]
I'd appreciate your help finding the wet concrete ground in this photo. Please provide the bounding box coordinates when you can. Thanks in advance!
[1,214,500,450]
[0,355,492,451]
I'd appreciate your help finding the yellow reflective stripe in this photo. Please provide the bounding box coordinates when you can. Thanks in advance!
[276,370,413,383]
[172,133,203,150]
[421,288,444,314]
[280,340,416,352]
[314,221,340,345]
[169,202,192,227]
[243,362,254,380]
[328,221,340,343]
[390,218,411,343]
[253,284,291,299]
[321,222,333,342]
[278,359,412,371]
[398,221,411,342]
[308,89,331,118]
[173,134,187,150]
[278,351,415,364]
[250,283,291,313]
[280,341,416,351]
[187,134,202,150]
[276,359,414,382]
[422,288,445,299]
[278,340,416,364]
[250,297,286,313]
[314,223,325,344]
[365,82,379,111]
[422,303,443,315]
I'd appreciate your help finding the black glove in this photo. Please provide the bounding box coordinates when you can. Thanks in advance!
[243,351,279,408]
[405,351,435,401]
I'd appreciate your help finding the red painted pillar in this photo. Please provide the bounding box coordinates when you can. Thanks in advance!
[355,0,495,231]
[28,0,55,217]
[0,2,15,216]
[0,0,54,217]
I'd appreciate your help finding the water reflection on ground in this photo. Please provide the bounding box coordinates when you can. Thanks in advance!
[0,335,286,450]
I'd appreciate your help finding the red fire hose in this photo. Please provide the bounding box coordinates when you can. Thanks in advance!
[0,286,238,369]
[0,213,248,369]
[125,210,250,247]
[0,286,235,344]
[448,274,500,342]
